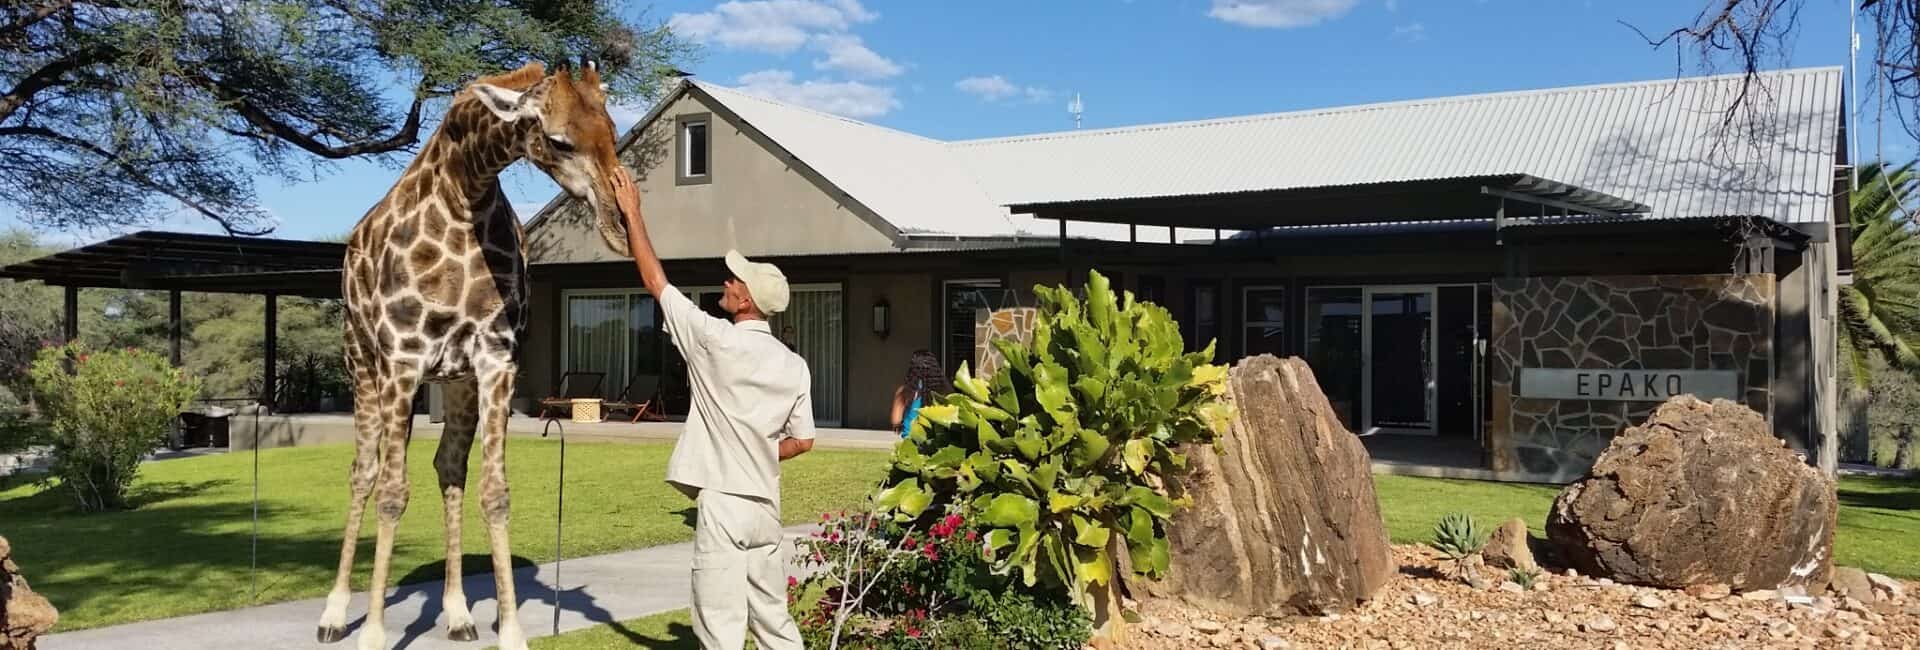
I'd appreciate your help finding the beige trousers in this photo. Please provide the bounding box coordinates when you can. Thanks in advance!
[691,489,804,650]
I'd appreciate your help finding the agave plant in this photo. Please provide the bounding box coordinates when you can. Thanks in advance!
[874,270,1234,611]
[1431,513,1490,584]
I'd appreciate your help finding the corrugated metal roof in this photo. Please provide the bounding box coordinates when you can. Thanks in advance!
[950,66,1843,224]
[597,67,1842,246]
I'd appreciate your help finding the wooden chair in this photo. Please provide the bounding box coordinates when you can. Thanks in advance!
[604,372,663,423]
[538,371,607,420]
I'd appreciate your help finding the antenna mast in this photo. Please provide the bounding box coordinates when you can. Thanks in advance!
[1067,93,1084,129]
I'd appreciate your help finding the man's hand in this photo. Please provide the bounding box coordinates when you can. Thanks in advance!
[779,437,813,461]
[614,167,670,298]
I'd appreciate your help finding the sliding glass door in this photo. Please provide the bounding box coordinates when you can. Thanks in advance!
[567,285,845,426]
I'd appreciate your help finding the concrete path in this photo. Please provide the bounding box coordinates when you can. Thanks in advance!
[40,526,816,650]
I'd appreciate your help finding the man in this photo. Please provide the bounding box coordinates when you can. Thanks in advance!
[615,170,813,650]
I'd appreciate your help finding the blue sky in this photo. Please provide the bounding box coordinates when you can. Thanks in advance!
[6,0,1874,246]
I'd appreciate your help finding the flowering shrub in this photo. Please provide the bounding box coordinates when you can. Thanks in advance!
[28,343,200,511]
[790,507,1090,649]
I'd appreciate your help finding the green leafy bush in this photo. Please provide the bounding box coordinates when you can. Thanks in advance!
[28,343,200,511]
[875,270,1234,606]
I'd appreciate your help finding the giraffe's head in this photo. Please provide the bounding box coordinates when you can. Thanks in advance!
[469,62,638,256]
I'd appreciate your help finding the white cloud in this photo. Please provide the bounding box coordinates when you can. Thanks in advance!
[669,0,878,53]
[955,75,1055,104]
[1392,22,1425,41]
[736,69,900,118]
[1208,0,1360,28]
[812,34,902,79]
[955,75,1019,101]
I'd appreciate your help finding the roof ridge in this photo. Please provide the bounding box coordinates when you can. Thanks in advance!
[947,65,1842,148]
[694,80,944,145]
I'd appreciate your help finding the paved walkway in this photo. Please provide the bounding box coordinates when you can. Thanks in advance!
[40,527,816,650]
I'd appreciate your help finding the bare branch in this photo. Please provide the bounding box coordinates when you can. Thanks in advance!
[188,73,427,159]
[0,43,117,125]
[0,125,273,235]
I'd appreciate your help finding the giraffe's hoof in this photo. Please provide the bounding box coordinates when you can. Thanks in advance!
[447,624,479,642]
[317,625,349,644]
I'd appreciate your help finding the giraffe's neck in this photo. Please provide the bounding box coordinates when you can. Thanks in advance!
[412,98,536,216]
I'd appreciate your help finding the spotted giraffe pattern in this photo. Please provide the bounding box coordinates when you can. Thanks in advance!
[317,61,632,650]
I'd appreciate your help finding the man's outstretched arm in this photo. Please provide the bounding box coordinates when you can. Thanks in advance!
[614,168,670,300]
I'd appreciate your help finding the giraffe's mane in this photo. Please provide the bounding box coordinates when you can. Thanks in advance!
[470,63,549,92]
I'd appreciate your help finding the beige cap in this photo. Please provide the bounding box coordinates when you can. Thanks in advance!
[725,250,790,315]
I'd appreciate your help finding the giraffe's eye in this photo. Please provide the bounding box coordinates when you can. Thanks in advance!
[546,135,574,152]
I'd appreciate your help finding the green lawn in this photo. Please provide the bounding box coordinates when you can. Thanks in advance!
[0,439,890,632]
[526,609,695,650]
[1374,474,1920,579]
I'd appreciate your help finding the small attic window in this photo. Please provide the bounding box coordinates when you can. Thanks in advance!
[676,113,711,186]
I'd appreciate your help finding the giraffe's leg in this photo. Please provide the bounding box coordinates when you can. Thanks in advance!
[358,366,421,650]
[435,378,481,642]
[476,361,528,650]
[318,356,384,644]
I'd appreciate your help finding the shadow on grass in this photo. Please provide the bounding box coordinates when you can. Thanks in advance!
[637,622,699,649]
[1837,477,1920,512]
[673,506,696,529]
[0,477,233,515]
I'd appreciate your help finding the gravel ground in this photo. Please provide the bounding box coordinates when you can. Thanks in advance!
[1116,545,1919,650]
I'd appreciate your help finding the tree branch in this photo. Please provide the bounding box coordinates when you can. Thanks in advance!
[0,43,116,125]
[190,72,427,159]
[0,124,272,235]
[0,0,74,41]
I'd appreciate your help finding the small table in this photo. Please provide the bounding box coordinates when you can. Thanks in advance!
[567,398,604,423]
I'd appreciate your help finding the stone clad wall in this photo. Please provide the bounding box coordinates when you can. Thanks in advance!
[1489,274,1776,479]
[973,307,1038,379]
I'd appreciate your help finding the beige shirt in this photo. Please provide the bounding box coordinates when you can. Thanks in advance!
[660,284,816,507]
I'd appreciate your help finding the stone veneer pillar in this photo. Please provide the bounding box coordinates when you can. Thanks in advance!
[1489,274,1776,479]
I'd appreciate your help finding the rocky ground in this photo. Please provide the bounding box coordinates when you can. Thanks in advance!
[1116,545,1920,650]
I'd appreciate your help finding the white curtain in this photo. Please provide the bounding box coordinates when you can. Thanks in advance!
[772,288,844,426]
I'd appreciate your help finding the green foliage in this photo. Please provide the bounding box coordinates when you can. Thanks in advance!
[0,1,693,233]
[1431,512,1489,559]
[1842,161,1920,388]
[0,230,61,394]
[1508,566,1540,590]
[875,269,1233,604]
[28,343,200,511]
[968,590,1094,649]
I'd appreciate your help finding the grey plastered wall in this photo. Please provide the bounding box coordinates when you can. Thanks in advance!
[522,91,900,265]
[844,272,934,429]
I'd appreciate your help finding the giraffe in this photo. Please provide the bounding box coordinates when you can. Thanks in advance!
[315,61,639,650]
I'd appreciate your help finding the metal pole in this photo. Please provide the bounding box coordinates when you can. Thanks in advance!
[251,406,260,602]
[62,285,78,343]
[168,290,183,367]
[543,416,566,635]
[263,293,278,409]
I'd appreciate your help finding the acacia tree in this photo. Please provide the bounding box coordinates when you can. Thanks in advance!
[0,0,691,234]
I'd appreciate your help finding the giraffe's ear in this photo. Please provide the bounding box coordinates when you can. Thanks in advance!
[471,83,537,123]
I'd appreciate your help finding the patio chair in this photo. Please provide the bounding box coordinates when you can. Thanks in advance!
[538,371,607,420]
[603,372,663,423]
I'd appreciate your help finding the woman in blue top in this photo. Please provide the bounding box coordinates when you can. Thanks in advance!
[889,350,952,437]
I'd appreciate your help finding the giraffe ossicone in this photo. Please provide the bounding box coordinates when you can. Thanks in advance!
[315,61,640,650]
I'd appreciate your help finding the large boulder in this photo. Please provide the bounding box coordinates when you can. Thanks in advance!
[1545,397,1836,591]
[1140,355,1394,616]
[2,536,59,650]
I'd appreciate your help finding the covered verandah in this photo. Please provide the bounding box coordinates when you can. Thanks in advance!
[0,230,345,415]
[1018,174,1657,482]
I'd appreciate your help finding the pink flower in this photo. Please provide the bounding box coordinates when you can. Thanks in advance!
[788,576,798,588]
[965,530,978,543]
[905,626,922,639]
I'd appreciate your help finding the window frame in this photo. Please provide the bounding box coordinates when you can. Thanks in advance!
[675,113,712,186]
